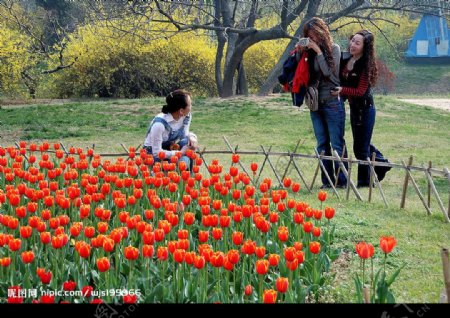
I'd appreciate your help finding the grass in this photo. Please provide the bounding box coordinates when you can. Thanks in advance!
[1,94,450,303]
[390,62,450,95]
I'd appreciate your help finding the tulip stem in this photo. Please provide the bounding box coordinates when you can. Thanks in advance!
[259,275,263,303]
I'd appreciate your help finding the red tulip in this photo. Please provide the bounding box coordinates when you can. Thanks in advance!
[255,259,269,275]
[268,254,280,267]
[255,246,266,259]
[355,242,375,259]
[244,284,253,296]
[1,257,11,267]
[309,241,321,254]
[193,255,205,269]
[124,246,139,260]
[263,289,277,304]
[123,294,137,304]
[318,190,327,202]
[277,226,289,242]
[63,280,77,291]
[96,257,110,272]
[198,230,209,243]
[291,182,300,193]
[324,206,335,219]
[276,277,289,293]
[212,227,223,241]
[157,246,168,261]
[227,249,240,265]
[173,249,186,263]
[232,231,243,245]
[380,236,397,254]
[82,286,93,297]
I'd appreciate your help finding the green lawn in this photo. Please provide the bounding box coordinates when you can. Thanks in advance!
[1,94,449,303]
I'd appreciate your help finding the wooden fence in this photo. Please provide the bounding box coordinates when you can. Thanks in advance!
[7,137,450,223]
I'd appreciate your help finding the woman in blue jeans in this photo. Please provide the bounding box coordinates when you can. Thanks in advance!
[143,89,198,170]
[297,17,347,188]
[332,30,390,187]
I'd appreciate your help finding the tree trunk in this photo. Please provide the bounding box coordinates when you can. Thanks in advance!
[236,61,248,95]
[258,25,304,96]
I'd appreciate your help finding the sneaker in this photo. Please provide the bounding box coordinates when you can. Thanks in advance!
[320,184,332,189]
[336,184,347,189]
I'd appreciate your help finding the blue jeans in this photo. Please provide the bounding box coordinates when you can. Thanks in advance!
[350,103,389,186]
[310,98,347,186]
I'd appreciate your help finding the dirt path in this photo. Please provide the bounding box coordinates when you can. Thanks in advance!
[397,99,450,112]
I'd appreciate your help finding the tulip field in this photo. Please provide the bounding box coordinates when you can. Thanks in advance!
[0,142,401,303]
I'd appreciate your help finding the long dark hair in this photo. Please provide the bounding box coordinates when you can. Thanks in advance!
[351,30,378,86]
[161,89,191,114]
[303,17,335,70]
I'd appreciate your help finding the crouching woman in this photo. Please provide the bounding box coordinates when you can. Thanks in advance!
[143,89,198,170]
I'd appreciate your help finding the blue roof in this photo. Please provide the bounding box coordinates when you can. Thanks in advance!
[405,15,450,57]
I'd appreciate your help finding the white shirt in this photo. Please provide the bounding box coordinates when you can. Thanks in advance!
[144,112,195,158]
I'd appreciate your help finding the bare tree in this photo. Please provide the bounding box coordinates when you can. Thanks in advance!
[83,0,446,97]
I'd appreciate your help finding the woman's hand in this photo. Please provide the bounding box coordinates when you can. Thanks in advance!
[180,145,196,155]
[330,87,342,96]
[307,40,322,54]
[294,43,305,53]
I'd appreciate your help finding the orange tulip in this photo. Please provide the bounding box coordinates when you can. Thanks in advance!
[263,289,277,304]
[380,236,397,254]
[97,257,110,272]
[324,206,335,219]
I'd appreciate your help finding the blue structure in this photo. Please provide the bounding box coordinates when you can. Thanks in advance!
[405,14,450,63]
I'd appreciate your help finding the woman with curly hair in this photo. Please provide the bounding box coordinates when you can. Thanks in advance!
[296,17,347,189]
[332,30,391,187]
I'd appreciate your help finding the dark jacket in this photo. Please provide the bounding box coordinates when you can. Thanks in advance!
[339,52,373,108]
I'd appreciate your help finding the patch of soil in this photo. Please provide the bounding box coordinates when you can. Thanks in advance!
[397,99,450,111]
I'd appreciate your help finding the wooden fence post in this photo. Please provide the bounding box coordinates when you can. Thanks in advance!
[442,248,450,303]
[332,149,362,201]
[444,167,450,219]
[401,160,432,216]
[422,164,450,223]
[281,139,302,182]
[310,151,322,190]
[368,152,375,203]
[261,145,283,187]
[313,149,340,199]
[346,154,352,201]
[223,137,254,185]
[255,145,272,185]
[367,156,388,208]
[400,156,413,209]
[427,161,432,209]
[290,154,312,193]
[334,145,347,189]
